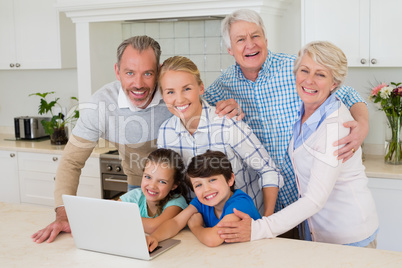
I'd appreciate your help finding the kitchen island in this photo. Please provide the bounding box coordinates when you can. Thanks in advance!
[1,202,401,267]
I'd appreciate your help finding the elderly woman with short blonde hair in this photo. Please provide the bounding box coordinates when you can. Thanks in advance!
[228,41,379,248]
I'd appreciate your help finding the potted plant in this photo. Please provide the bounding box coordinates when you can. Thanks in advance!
[29,91,79,145]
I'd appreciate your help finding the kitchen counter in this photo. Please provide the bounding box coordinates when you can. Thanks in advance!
[1,132,401,179]
[363,154,402,180]
[0,133,114,157]
[1,202,401,268]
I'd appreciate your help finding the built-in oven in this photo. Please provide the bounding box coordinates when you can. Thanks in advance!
[100,150,128,199]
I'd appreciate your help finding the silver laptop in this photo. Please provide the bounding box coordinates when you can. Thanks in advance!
[62,194,180,260]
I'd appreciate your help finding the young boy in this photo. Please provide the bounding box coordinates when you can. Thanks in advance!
[146,150,261,251]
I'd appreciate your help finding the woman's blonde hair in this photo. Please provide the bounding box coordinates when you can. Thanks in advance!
[293,41,348,91]
[158,56,203,93]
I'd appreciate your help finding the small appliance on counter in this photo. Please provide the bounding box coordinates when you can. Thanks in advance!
[14,116,51,140]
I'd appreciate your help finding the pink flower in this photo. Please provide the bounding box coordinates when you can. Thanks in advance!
[371,82,387,96]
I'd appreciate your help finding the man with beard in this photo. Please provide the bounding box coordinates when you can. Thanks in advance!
[32,36,173,243]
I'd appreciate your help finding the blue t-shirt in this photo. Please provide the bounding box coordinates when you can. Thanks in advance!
[190,189,261,227]
[120,188,188,218]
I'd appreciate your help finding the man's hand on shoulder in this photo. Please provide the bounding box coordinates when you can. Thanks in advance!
[31,206,71,243]
[334,102,369,162]
[215,99,245,121]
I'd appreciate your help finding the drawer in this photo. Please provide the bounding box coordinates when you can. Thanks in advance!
[18,152,60,173]
[19,170,55,206]
[18,152,100,178]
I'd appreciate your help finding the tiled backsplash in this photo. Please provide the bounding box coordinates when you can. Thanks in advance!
[122,19,235,87]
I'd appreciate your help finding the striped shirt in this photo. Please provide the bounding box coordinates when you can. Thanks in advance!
[204,50,365,211]
[157,100,284,214]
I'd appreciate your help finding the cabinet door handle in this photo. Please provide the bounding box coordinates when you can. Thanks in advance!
[371,58,377,65]
[104,178,127,183]
[360,58,367,65]
[10,153,15,158]
[52,157,58,162]
[10,63,15,67]
[16,63,21,68]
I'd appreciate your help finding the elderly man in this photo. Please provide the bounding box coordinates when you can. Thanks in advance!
[203,9,369,240]
[32,36,173,243]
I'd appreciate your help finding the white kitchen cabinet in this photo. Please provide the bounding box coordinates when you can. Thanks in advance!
[0,150,20,203]
[0,0,76,70]
[302,0,402,67]
[18,152,101,206]
[368,177,402,252]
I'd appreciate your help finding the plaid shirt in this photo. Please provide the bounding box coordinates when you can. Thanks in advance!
[158,100,284,214]
[204,50,365,211]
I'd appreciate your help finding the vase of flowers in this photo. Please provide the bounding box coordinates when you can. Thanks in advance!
[370,82,402,164]
[29,91,79,145]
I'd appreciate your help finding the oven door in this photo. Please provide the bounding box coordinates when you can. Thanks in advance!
[102,174,127,199]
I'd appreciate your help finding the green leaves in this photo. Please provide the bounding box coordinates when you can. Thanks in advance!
[29,91,55,99]
[41,117,58,136]
[73,110,79,119]
[37,97,59,115]
[29,91,79,136]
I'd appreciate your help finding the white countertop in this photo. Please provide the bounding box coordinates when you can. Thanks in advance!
[363,154,402,180]
[0,133,114,157]
[1,202,401,268]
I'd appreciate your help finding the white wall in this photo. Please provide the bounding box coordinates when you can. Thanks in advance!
[122,19,235,87]
[271,0,301,55]
[0,69,77,133]
[90,22,123,95]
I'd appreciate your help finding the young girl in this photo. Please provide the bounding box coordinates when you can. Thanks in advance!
[157,56,283,216]
[118,148,189,233]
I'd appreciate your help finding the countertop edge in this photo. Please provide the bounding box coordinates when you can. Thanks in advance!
[0,134,114,158]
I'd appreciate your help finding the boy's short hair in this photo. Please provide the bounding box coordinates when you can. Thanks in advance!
[185,150,235,192]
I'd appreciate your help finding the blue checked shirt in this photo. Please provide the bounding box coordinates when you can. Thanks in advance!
[158,100,284,214]
[204,50,366,211]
